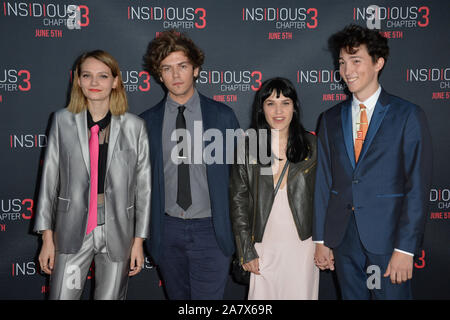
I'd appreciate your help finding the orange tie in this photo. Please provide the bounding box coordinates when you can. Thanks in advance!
[354,104,368,163]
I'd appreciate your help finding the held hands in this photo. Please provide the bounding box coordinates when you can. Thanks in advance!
[242,258,260,275]
[129,237,145,276]
[314,243,335,271]
[384,250,413,284]
[38,230,55,275]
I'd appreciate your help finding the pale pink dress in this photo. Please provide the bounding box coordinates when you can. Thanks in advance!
[248,185,319,300]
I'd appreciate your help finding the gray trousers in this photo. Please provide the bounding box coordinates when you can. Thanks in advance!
[49,205,130,300]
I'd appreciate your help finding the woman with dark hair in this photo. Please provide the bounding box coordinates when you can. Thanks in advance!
[34,50,151,299]
[230,77,319,299]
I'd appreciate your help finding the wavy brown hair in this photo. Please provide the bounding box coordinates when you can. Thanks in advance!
[143,30,204,81]
[67,50,128,115]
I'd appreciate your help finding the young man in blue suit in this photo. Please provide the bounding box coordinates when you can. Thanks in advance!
[313,24,432,299]
[140,30,240,299]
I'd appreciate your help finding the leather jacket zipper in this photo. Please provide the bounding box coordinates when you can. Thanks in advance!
[302,161,316,175]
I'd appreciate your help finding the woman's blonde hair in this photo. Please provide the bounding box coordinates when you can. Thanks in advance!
[67,50,128,115]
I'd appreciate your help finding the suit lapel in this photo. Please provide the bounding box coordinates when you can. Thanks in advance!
[199,94,216,144]
[106,114,121,174]
[341,100,356,169]
[149,100,166,205]
[74,110,90,174]
[199,94,215,196]
[357,90,390,166]
[152,101,165,167]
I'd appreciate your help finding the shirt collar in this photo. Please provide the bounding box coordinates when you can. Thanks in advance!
[166,89,200,113]
[87,110,111,130]
[352,85,382,111]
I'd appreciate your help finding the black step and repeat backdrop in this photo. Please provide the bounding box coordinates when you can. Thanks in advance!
[0,0,449,300]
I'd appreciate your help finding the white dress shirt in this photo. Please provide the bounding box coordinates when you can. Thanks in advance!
[351,85,381,141]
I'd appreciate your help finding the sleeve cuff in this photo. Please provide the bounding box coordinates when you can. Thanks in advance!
[394,248,414,256]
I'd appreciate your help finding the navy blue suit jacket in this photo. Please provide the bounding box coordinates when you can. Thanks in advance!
[140,93,240,264]
[313,89,432,255]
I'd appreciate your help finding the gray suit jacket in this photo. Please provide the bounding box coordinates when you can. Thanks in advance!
[34,109,151,262]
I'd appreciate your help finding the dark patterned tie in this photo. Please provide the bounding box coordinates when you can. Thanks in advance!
[176,106,192,210]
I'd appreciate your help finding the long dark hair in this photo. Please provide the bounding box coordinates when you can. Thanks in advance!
[250,77,310,164]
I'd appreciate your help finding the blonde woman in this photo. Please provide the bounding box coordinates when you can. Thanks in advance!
[34,50,151,300]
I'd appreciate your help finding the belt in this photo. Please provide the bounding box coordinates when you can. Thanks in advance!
[164,213,211,220]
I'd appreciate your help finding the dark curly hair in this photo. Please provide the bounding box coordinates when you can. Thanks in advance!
[143,30,204,81]
[329,24,389,74]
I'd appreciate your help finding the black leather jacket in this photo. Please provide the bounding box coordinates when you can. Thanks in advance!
[229,132,317,264]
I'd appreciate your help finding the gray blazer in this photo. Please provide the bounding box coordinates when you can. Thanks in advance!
[34,109,151,262]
